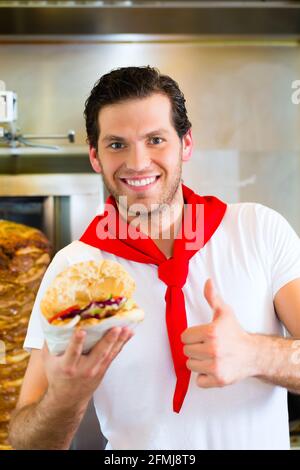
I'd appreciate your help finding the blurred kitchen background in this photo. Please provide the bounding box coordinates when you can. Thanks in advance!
[1,0,300,450]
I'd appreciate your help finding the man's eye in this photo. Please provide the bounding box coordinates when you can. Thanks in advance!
[149,137,163,145]
[110,142,124,150]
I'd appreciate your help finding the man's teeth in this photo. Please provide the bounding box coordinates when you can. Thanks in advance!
[124,176,157,186]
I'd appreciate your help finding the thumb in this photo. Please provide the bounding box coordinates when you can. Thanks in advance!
[212,306,223,322]
[204,278,225,312]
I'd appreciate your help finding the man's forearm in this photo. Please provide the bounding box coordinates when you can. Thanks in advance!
[250,333,300,394]
[9,388,88,450]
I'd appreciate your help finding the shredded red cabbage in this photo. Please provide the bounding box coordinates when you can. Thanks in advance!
[58,297,125,320]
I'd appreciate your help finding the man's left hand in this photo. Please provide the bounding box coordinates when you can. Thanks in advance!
[181,279,258,388]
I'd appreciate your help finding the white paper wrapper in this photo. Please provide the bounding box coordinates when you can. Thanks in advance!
[40,309,143,355]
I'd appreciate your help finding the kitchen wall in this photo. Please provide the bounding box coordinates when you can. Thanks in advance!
[1,40,299,231]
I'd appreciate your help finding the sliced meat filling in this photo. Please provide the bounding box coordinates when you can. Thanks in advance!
[48,296,135,323]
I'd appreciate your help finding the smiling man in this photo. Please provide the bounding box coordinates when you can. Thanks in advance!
[96,94,184,210]
[9,66,300,450]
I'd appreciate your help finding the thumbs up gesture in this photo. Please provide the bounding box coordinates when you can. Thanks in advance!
[181,279,257,388]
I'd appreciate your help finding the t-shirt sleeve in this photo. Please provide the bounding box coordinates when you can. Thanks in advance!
[23,250,70,352]
[259,205,300,299]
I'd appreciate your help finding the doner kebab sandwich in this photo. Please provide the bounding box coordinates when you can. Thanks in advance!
[40,259,144,354]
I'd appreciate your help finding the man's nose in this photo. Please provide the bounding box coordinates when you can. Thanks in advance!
[126,145,151,172]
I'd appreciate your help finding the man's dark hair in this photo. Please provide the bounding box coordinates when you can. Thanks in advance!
[84,66,192,150]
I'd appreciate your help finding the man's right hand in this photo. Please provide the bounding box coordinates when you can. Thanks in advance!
[42,327,133,410]
[9,327,132,450]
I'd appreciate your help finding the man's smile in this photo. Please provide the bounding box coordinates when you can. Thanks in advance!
[119,175,161,191]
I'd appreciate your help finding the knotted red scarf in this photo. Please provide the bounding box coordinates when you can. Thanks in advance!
[80,184,227,413]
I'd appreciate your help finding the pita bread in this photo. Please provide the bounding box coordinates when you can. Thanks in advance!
[40,259,144,327]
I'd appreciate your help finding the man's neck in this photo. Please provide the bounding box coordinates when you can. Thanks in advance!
[151,201,184,259]
[118,187,184,259]
[151,224,181,259]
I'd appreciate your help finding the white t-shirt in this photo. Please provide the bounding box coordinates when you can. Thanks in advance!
[24,203,300,450]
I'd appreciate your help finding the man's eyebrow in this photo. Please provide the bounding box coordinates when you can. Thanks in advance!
[102,128,170,143]
[143,128,169,137]
[102,135,126,143]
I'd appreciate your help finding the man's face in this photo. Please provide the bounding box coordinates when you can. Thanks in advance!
[91,93,192,214]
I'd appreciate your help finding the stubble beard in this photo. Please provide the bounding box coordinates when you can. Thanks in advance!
[99,153,183,219]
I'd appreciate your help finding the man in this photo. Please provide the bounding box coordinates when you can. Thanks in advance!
[9,66,300,450]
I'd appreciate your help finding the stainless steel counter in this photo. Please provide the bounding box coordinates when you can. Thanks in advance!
[0,145,93,176]
[0,145,104,251]
[0,145,100,196]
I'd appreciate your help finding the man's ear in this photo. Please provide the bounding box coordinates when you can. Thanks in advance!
[89,145,102,174]
[182,129,193,162]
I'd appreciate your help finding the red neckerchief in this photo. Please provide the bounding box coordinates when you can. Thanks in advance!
[80,184,227,413]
